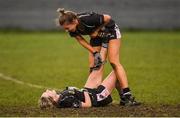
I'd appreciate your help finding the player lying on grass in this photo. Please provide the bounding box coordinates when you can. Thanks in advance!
[39,71,122,108]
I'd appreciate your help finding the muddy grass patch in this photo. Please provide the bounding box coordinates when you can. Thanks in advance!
[0,104,179,117]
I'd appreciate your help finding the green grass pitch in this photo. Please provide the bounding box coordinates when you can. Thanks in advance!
[0,31,179,116]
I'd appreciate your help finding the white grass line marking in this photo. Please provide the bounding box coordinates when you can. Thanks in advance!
[0,73,59,90]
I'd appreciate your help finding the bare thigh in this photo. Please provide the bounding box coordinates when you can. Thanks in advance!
[101,71,117,93]
[85,47,108,88]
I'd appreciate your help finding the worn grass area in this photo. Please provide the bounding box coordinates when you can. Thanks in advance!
[0,31,179,116]
[0,104,179,117]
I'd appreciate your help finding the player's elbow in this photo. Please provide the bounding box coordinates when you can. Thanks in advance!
[103,14,111,24]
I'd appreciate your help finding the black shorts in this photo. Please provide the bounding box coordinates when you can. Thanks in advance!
[90,24,121,48]
[90,37,103,47]
[85,85,112,107]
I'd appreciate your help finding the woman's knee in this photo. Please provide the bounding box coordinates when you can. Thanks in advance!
[109,61,120,70]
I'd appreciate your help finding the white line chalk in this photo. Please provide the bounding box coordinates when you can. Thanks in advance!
[0,73,59,90]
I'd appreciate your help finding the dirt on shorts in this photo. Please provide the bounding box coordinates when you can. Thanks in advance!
[0,104,179,117]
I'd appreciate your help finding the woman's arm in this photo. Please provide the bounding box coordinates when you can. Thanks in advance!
[90,14,111,38]
[75,35,102,70]
[75,35,96,53]
[81,92,92,108]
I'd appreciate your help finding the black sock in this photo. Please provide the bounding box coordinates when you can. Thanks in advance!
[122,88,131,96]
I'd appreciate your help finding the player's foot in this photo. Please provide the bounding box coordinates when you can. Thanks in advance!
[120,93,141,106]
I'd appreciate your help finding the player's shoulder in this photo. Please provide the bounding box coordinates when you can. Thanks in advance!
[77,11,102,25]
[77,11,95,18]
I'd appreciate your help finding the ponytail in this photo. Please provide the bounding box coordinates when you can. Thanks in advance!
[57,8,65,16]
[56,8,77,25]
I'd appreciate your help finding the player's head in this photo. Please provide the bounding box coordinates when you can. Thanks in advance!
[57,8,78,32]
[39,89,60,109]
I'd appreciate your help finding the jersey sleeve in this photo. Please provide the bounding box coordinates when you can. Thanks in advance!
[69,31,80,37]
[81,12,104,27]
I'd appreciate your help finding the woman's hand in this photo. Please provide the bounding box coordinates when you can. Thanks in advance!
[93,51,102,70]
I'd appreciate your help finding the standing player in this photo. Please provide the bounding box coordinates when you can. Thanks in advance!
[56,8,140,106]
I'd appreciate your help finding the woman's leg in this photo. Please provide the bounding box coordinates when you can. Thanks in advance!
[108,39,128,89]
[101,71,116,93]
[84,47,108,88]
[108,39,140,106]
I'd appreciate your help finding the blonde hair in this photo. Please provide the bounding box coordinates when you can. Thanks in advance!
[56,8,77,25]
[38,96,55,109]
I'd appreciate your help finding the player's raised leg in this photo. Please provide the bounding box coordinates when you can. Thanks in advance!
[85,46,108,88]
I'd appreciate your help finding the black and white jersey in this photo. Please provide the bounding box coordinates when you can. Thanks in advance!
[57,85,112,108]
[57,88,85,108]
[69,12,115,37]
